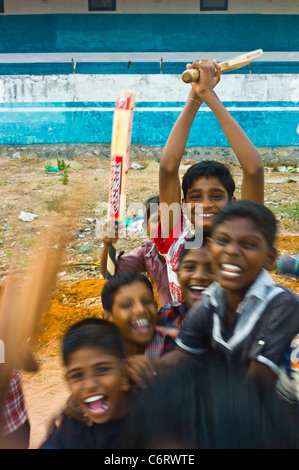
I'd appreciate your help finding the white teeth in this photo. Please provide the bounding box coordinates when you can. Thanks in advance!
[190,286,205,291]
[222,264,241,272]
[221,271,240,278]
[220,264,242,278]
[131,318,150,328]
[202,213,214,218]
[84,395,104,404]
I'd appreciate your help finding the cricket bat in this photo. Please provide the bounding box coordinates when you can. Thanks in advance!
[106,90,135,279]
[181,49,263,83]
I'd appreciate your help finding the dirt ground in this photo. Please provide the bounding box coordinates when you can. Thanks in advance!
[0,153,298,448]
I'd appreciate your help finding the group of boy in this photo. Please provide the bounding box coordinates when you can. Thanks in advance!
[2,59,298,449]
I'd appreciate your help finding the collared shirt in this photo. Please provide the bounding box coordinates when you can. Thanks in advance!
[176,269,299,376]
[1,369,28,437]
[116,239,171,306]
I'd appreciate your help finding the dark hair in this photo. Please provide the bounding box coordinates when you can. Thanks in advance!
[120,355,299,449]
[101,271,154,313]
[211,200,277,247]
[62,318,126,366]
[177,233,210,268]
[182,160,235,201]
[142,194,159,228]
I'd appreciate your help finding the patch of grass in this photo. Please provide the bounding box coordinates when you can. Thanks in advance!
[45,193,68,212]
[22,236,36,248]
[271,202,299,219]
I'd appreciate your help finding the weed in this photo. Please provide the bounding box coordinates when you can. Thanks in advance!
[62,169,69,185]
[57,159,70,171]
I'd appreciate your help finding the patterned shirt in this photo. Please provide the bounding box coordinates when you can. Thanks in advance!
[145,302,188,360]
[153,214,191,302]
[1,369,28,437]
[157,301,188,329]
[175,270,299,376]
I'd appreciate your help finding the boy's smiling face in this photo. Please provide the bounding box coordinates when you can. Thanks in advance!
[177,246,214,308]
[110,280,158,353]
[183,176,231,233]
[65,346,129,425]
[209,217,277,297]
[146,209,160,239]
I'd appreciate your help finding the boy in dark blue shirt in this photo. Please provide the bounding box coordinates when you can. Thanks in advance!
[159,200,299,389]
[40,319,130,449]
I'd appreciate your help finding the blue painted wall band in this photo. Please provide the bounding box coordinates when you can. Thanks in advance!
[0,14,298,53]
[0,108,297,146]
[0,101,298,109]
[0,61,298,75]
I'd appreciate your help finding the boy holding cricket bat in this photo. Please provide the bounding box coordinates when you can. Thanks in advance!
[154,59,264,302]
[100,195,172,306]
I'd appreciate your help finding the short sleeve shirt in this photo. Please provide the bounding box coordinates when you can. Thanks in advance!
[175,270,299,376]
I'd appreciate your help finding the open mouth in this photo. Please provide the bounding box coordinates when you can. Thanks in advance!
[189,286,206,299]
[202,213,215,219]
[130,318,153,334]
[83,395,109,416]
[220,263,243,278]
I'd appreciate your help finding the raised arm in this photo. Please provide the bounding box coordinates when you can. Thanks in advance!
[159,60,221,237]
[191,60,264,204]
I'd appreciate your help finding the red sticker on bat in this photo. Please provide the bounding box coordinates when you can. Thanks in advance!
[108,155,123,219]
[115,94,132,111]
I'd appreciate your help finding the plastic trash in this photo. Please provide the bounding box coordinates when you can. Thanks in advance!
[126,215,144,233]
[76,245,94,253]
[131,163,144,170]
[276,254,299,277]
[45,165,59,172]
[18,211,38,222]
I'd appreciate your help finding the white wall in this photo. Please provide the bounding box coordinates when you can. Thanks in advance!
[1,73,298,103]
[2,0,299,15]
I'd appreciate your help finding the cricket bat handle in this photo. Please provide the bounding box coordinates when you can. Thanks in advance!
[181,69,201,83]
[182,62,226,83]
[106,242,117,279]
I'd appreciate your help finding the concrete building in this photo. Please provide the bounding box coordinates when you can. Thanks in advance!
[0,0,298,147]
